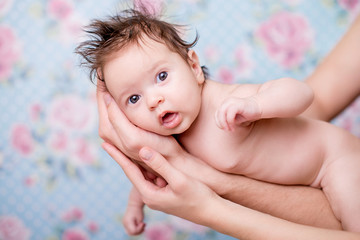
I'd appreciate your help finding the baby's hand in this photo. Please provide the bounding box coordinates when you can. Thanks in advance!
[123,204,146,235]
[215,97,261,131]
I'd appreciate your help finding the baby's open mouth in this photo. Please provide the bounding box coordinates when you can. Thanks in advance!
[160,112,181,129]
[162,112,176,124]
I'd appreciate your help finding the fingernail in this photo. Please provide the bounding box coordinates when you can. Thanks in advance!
[104,93,112,106]
[139,148,153,161]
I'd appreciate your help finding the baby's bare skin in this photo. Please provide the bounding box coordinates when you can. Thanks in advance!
[179,80,360,231]
[78,10,360,236]
[103,38,360,233]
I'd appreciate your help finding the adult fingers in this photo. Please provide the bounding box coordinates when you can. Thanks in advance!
[104,92,181,159]
[104,93,134,134]
[96,82,119,143]
[142,169,167,187]
[97,79,142,151]
[138,147,186,188]
[103,93,144,159]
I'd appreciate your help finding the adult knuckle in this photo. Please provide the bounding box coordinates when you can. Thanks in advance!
[125,135,140,150]
[98,126,109,140]
[107,110,116,124]
[142,196,158,209]
[173,176,188,192]
[150,159,163,173]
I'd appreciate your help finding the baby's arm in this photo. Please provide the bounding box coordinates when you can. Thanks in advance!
[123,187,146,235]
[100,90,341,229]
[216,78,314,130]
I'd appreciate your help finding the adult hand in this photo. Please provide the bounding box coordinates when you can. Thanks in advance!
[102,143,218,225]
[96,80,343,230]
[96,79,229,192]
[96,79,181,161]
[102,143,359,240]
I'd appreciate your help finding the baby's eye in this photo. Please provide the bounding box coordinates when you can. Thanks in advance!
[128,95,141,104]
[156,71,168,83]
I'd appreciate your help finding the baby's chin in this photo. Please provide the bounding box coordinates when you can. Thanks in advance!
[137,119,192,136]
[153,125,190,137]
[155,129,181,136]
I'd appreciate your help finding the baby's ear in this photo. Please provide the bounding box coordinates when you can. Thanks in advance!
[187,50,205,84]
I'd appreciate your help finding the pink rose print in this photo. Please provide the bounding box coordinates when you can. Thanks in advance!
[61,207,84,223]
[71,138,96,166]
[145,223,174,240]
[49,131,68,152]
[0,215,31,240]
[256,12,313,69]
[0,25,20,81]
[62,228,89,240]
[333,98,360,137]
[29,103,42,122]
[338,0,359,11]
[48,133,97,166]
[47,0,73,20]
[204,45,221,63]
[24,175,38,187]
[217,66,235,84]
[47,0,85,44]
[234,44,254,78]
[87,221,99,233]
[59,15,86,44]
[47,95,96,132]
[11,124,34,156]
[133,0,165,16]
[338,0,360,18]
[0,0,13,17]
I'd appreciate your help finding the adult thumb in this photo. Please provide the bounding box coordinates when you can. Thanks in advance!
[139,147,180,186]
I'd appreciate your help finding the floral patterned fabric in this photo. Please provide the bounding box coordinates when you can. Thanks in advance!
[1,0,359,239]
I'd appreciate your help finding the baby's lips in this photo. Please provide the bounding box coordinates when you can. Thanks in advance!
[159,111,181,129]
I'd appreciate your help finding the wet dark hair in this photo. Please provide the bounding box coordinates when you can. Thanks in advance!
[75,8,209,84]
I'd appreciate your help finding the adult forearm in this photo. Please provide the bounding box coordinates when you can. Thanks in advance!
[219,174,342,230]
[205,196,357,240]
[173,152,341,229]
[176,152,342,229]
[105,142,357,240]
[304,14,360,121]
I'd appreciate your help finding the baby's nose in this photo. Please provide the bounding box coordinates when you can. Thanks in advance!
[147,95,164,110]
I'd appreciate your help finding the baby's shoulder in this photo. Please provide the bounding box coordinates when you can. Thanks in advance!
[204,81,260,101]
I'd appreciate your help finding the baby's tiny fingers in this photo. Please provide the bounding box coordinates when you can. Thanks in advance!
[219,107,232,131]
[214,109,225,129]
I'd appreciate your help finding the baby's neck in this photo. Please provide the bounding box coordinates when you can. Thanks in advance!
[175,80,221,139]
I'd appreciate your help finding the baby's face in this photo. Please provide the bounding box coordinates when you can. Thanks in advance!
[103,37,204,136]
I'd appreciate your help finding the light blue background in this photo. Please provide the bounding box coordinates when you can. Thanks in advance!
[1,0,359,239]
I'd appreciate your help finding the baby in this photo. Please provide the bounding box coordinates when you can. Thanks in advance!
[76,9,360,234]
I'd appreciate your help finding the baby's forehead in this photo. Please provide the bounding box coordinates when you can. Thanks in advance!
[123,36,169,54]
[136,36,173,52]
[103,38,176,75]
[117,38,177,63]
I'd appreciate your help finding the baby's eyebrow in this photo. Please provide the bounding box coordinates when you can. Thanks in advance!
[117,82,142,105]
[145,60,167,74]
